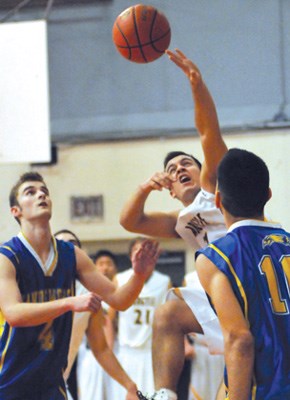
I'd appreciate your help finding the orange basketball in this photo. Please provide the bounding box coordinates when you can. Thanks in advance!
[112,4,171,64]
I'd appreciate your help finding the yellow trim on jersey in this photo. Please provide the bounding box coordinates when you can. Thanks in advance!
[208,243,249,320]
[59,383,68,399]
[46,236,59,277]
[0,326,13,373]
[0,246,20,264]
[190,384,203,400]
[20,232,59,277]
[0,311,6,338]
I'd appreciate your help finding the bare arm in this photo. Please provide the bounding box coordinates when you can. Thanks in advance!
[64,310,91,380]
[77,239,160,311]
[0,254,101,327]
[196,254,254,400]
[87,310,138,400]
[120,175,180,238]
[166,49,228,193]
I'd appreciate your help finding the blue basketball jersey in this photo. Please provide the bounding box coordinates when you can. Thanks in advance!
[0,235,77,400]
[198,220,290,400]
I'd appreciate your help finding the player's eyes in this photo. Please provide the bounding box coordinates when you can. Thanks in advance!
[167,168,176,175]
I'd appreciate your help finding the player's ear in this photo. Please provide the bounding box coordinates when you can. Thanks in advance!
[215,190,222,211]
[11,205,21,219]
[267,188,272,201]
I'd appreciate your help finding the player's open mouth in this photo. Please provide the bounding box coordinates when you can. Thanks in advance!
[179,175,191,183]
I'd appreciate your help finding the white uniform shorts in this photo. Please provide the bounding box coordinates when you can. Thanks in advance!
[166,277,224,355]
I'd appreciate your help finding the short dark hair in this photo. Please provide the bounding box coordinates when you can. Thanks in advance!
[54,229,82,248]
[217,148,269,218]
[9,172,46,208]
[163,151,202,170]
[94,249,118,266]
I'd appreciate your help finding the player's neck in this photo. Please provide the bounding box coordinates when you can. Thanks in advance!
[20,220,52,257]
[225,213,265,229]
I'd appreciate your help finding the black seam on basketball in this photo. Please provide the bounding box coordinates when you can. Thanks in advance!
[149,10,158,44]
[151,28,171,52]
[116,29,170,51]
[116,22,132,59]
[133,6,147,62]
[149,11,170,53]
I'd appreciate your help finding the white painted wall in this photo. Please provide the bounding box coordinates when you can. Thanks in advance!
[1,127,290,272]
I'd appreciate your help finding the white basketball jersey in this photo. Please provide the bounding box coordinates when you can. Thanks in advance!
[175,189,226,252]
[116,270,170,348]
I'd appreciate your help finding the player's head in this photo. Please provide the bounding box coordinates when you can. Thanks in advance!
[54,229,82,248]
[217,148,271,218]
[163,151,202,206]
[9,172,50,225]
[94,249,118,280]
[163,151,202,171]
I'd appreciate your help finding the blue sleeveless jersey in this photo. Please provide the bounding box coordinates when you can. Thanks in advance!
[0,237,77,400]
[198,220,290,400]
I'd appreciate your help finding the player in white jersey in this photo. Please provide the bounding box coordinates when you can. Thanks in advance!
[120,49,228,400]
[54,231,139,400]
[108,238,171,398]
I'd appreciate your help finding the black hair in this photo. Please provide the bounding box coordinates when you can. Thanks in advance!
[217,148,269,218]
[163,151,202,170]
[94,249,118,266]
[54,229,82,248]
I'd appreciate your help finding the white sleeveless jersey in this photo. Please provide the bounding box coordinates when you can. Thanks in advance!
[116,270,170,348]
[175,189,226,252]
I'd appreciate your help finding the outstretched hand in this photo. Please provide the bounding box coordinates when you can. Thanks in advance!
[131,239,160,279]
[166,48,203,89]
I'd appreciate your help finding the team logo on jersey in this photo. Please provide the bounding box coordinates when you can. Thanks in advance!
[185,213,207,237]
[262,234,290,248]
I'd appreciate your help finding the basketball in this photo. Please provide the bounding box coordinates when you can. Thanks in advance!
[112,4,171,64]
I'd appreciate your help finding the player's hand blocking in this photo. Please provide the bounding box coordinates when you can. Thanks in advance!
[131,239,160,279]
[166,48,202,89]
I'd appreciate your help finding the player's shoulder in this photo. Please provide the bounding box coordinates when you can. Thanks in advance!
[55,238,75,251]
[0,236,22,263]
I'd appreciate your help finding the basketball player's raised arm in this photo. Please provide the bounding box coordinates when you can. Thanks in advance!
[77,239,160,311]
[166,49,228,193]
[120,171,180,238]
[196,254,254,400]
